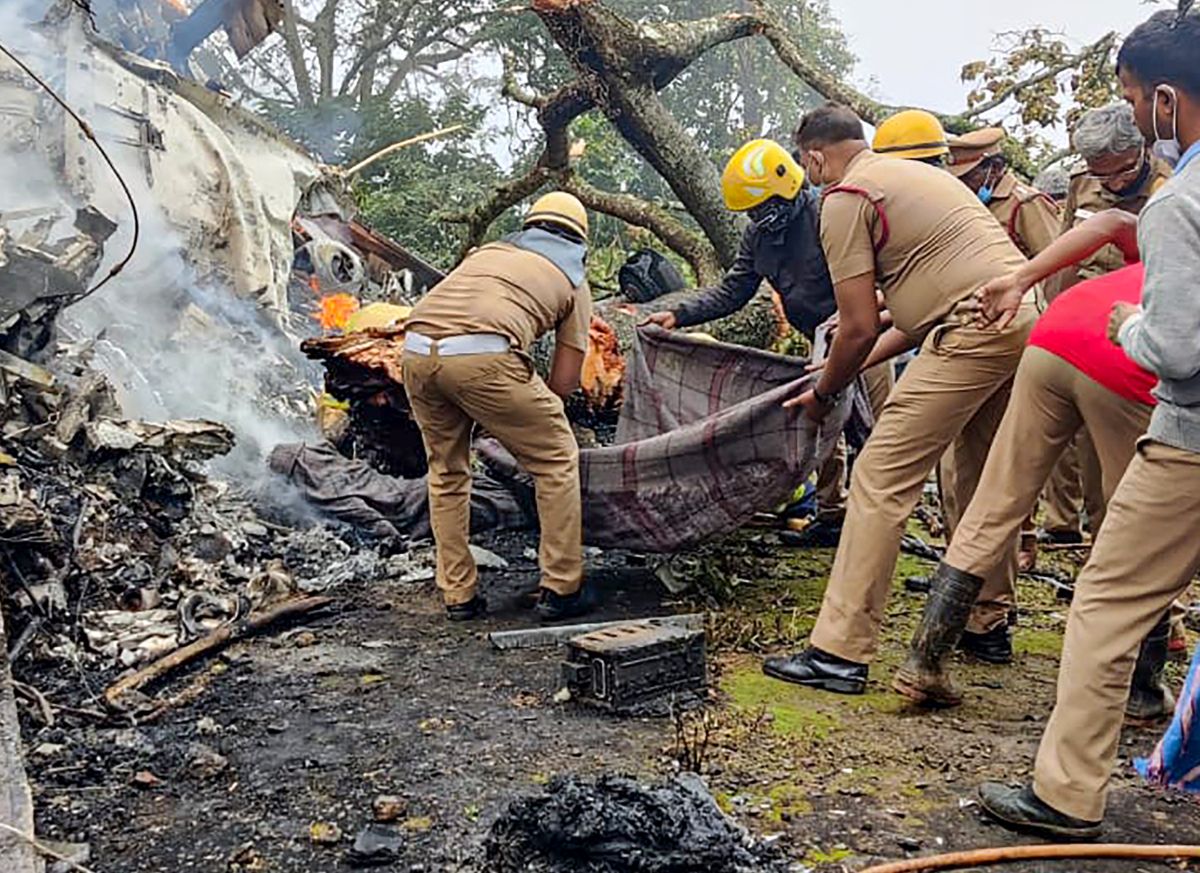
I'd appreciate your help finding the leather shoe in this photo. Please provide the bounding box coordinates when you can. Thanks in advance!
[535,587,593,623]
[978,782,1102,840]
[762,647,867,695]
[446,595,487,622]
[959,624,1013,664]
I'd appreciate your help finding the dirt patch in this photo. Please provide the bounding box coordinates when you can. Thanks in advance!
[20,529,1200,872]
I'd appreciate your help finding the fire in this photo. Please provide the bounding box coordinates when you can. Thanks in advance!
[316,294,360,331]
[580,315,625,408]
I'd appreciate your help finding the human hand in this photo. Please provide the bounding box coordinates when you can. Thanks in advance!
[782,388,833,423]
[1107,301,1140,345]
[640,311,677,330]
[970,273,1028,330]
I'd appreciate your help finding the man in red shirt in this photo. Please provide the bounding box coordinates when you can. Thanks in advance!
[892,210,1173,719]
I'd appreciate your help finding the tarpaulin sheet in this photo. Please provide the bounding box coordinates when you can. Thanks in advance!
[272,327,850,551]
[1136,643,1200,795]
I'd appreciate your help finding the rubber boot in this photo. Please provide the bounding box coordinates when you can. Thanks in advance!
[893,562,985,708]
[1126,612,1175,724]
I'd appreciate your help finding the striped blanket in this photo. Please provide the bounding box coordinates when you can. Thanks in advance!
[480,325,851,552]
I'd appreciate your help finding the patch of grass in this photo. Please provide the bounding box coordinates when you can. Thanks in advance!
[805,845,853,866]
[723,663,842,740]
[765,783,814,820]
[1014,628,1063,657]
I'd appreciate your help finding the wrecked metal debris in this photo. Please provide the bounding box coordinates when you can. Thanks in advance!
[488,614,705,651]
[484,773,787,873]
[562,622,707,715]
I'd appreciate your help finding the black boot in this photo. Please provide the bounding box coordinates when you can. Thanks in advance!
[959,623,1013,664]
[893,562,985,707]
[535,587,593,623]
[446,595,488,622]
[1126,612,1175,723]
[978,783,1102,840]
[762,647,867,694]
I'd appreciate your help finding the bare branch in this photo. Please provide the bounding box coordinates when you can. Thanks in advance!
[751,0,899,124]
[279,0,316,107]
[441,163,552,258]
[560,174,723,285]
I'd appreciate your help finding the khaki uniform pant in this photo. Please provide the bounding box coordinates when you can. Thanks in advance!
[815,361,896,522]
[1042,430,1107,535]
[1033,439,1200,821]
[809,307,1035,663]
[944,347,1151,581]
[402,349,582,606]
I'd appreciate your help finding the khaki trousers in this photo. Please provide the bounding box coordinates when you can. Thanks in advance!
[1043,430,1107,534]
[809,307,1035,663]
[934,380,1018,633]
[815,361,896,522]
[1033,439,1200,821]
[944,347,1151,581]
[402,349,582,606]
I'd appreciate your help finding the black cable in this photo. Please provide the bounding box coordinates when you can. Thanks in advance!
[0,38,139,300]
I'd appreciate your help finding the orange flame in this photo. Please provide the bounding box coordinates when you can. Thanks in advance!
[316,294,360,330]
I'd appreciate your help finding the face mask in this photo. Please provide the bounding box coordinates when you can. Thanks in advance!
[977,185,994,205]
[1153,84,1182,166]
[748,197,794,234]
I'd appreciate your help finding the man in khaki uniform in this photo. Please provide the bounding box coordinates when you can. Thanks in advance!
[979,13,1200,836]
[947,127,1062,572]
[948,127,1061,259]
[762,103,1036,694]
[402,192,593,623]
[1041,105,1172,547]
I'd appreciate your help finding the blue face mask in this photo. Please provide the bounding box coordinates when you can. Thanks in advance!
[977,185,994,205]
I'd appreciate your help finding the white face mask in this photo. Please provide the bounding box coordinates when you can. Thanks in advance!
[1152,84,1182,166]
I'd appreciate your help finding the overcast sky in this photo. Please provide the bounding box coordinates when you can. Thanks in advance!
[827,0,1156,136]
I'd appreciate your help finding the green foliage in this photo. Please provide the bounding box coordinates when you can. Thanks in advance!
[351,93,530,269]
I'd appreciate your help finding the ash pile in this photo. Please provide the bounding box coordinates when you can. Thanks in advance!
[485,774,788,873]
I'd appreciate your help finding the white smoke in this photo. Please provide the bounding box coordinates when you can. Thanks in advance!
[1,1,321,491]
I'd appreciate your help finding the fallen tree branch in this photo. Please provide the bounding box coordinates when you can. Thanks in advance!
[104,596,333,707]
[0,822,96,873]
[559,174,723,285]
[858,843,1200,873]
[959,31,1117,123]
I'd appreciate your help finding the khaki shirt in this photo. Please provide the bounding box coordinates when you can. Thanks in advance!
[1059,155,1172,286]
[986,170,1061,259]
[820,150,1029,337]
[406,242,592,353]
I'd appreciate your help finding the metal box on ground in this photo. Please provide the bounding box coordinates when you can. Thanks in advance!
[561,620,707,714]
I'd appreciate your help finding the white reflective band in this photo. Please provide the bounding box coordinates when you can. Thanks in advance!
[405,331,510,357]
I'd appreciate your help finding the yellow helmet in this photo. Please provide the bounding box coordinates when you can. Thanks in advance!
[525,191,589,239]
[721,139,805,212]
[873,110,949,161]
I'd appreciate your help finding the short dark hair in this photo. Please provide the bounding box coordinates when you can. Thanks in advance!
[1117,10,1200,99]
[794,103,866,149]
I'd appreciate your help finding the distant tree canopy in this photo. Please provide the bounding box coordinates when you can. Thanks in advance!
[209,0,1122,279]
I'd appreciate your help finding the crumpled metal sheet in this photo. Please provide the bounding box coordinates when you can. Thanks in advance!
[83,418,235,461]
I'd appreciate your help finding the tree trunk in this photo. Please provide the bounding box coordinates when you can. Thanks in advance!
[533,0,753,268]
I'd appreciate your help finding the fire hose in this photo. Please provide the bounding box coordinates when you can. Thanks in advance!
[858,843,1200,873]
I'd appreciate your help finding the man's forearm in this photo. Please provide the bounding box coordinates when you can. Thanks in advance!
[1017,210,1140,290]
[816,327,876,397]
[860,327,917,371]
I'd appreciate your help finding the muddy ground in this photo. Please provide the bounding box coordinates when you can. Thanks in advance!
[20,523,1200,872]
